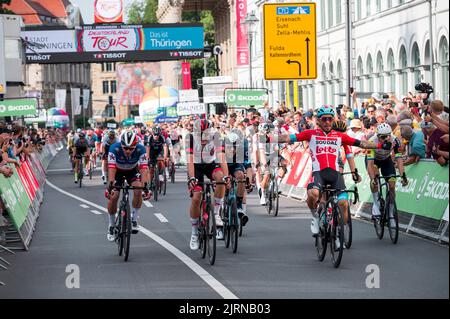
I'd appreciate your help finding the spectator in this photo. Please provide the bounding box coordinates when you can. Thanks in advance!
[401,125,426,165]
[421,121,449,166]
[347,119,364,155]
[430,100,449,122]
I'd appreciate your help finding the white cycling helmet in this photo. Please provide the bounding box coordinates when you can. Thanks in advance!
[376,123,392,135]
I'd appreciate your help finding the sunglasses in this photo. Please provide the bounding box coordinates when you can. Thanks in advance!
[320,117,334,123]
[123,147,136,151]
[377,134,389,140]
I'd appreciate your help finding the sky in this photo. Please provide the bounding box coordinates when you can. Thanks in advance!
[69,0,140,24]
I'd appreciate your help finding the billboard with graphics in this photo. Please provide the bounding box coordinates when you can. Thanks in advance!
[22,24,204,64]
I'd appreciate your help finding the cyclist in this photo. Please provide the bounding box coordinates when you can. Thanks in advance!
[367,123,408,222]
[86,130,98,174]
[278,106,393,242]
[101,130,120,185]
[72,132,90,184]
[146,126,169,189]
[224,129,250,229]
[95,127,103,162]
[186,119,229,250]
[67,130,76,172]
[169,124,182,165]
[104,131,151,241]
[257,122,278,206]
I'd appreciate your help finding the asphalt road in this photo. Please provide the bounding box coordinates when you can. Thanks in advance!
[0,150,448,299]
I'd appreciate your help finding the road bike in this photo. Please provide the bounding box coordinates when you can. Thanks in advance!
[74,154,84,188]
[315,186,359,268]
[221,177,246,253]
[265,165,280,217]
[372,174,402,244]
[113,178,145,262]
[169,160,176,183]
[340,170,361,250]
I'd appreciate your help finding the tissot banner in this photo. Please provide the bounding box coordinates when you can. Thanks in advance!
[23,24,204,64]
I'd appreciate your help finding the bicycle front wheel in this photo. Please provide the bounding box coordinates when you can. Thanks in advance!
[153,168,159,202]
[344,205,353,249]
[123,201,132,262]
[163,173,167,196]
[171,163,175,183]
[230,199,239,254]
[386,194,399,244]
[265,184,273,215]
[116,212,124,256]
[207,198,217,265]
[374,200,385,240]
[330,205,344,268]
[273,180,280,217]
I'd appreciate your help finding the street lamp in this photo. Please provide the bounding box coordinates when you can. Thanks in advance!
[241,11,259,88]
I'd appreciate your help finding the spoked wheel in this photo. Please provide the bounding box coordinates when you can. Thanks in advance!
[116,212,124,256]
[198,217,207,259]
[170,163,175,183]
[123,202,132,262]
[344,205,353,249]
[206,200,217,265]
[238,215,243,237]
[230,200,239,253]
[330,205,344,268]
[153,168,159,202]
[386,195,399,244]
[163,173,167,196]
[265,184,273,215]
[273,180,280,217]
[315,224,327,262]
[224,204,231,248]
[78,164,83,188]
[374,200,385,239]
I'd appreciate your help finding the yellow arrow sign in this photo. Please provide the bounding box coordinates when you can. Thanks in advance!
[263,3,317,80]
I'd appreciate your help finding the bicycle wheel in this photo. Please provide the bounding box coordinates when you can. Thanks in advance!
[230,199,239,254]
[123,200,132,262]
[198,217,207,259]
[265,183,273,215]
[116,212,124,256]
[374,199,385,240]
[386,194,399,244]
[315,212,327,262]
[153,168,159,202]
[344,204,353,249]
[273,180,280,217]
[89,161,93,180]
[238,215,243,237]
[171,163,175,183]
[330,205,345,268]
[78,162,83,188]
[224,201,231,248]
[163,172,167,196]
[206,197,216,265]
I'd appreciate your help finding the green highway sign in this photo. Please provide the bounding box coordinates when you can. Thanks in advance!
[0,98,38,117]
[225,89,269,107]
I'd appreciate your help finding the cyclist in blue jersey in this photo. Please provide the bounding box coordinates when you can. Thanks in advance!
[104,131,151,241]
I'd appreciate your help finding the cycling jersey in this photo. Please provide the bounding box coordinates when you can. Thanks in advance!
[108,143,148,171]
[368,134,402,161]
[74,139,89,154]
[290,129,359,172]
[147,134,168,158]
[86,136,97,148]
[186,132,224,164]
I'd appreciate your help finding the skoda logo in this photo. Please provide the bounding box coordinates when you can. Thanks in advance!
[228,94,236,102]
[0,105,6,113]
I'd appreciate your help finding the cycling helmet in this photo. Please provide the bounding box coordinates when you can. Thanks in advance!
[152,126,162,135]
[376,123,392,135]
[227,129,243,145]
[332,120,348,132]
[121,131,138,147]
[193,119,213,132]
[108,129,116,136]
[316,105,335,118]
[76,128,82,133]
[78,132,86,139]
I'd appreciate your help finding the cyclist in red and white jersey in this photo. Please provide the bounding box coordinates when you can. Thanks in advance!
[278,106,392,238]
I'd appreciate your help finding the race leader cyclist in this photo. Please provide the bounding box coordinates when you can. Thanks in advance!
[146,126,169,185]
[186,119,229,250]
[278,106,393,235]
[101,129,120,185]
[72,132,90,184]
[104,131,151,241]
[367,123,408,222]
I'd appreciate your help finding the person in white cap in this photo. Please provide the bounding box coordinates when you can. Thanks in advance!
[347,119,365,155]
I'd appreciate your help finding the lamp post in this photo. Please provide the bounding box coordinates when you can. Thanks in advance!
[241,11,259,88]
[155,77,162,121]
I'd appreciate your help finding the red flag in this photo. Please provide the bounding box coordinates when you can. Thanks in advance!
[181,62,192,90]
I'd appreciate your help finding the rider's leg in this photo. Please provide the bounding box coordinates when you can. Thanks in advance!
[131,180,143,222]
[74,157,79,181]
[234,170,245,210]
[338,196,350,225]
[368,162,381,217]
[212,169,225,218]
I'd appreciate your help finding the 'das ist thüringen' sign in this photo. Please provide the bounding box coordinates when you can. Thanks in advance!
[0,98,37,117]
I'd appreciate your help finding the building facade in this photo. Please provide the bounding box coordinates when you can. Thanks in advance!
[91,62,118,122]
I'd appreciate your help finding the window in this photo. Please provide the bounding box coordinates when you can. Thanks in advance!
[399,46,408,94]
[110,80,117,93]
[366,0,371,17]
[356,0,362,20]
[412,43,422,85]
[328,0,334,28]
[439,37,449,106]
[376,0,381,12]
[329,61,335,105]
[367,54,374,93]
[387,49,396,94]
[335,0,342,24]
[106,63,113,72]
[320,0,326,30]
[357,57,364,92]
[376,52,384,91]
[102,80,109,94]
[101,63,105,72]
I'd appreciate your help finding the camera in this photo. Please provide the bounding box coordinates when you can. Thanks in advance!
[336,104,344,116]
[415,83,434,104]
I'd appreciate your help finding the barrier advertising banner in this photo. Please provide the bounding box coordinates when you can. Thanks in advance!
[0,98,38,117]
[23,24,204,64]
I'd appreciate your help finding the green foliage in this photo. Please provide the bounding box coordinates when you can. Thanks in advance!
[126,0,158,24]
[75,116,89,129]
[0,0,14,14]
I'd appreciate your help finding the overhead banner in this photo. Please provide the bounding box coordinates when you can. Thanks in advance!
[236,0,249,66]
[83,89,90,109]
[23,24,204,64]
[181,62,192,90]
[94,0,123,24]
[0,98,37,117]
[71,88,81,115]
[55,89,67,111]
[0,17,6,94]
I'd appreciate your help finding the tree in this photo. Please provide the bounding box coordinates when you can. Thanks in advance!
[126,0,158,24]
[0,0,14,14]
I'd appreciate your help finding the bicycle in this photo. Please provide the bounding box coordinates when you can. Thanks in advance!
[221,177,246,253]
[265,165,280,217]
[315,186,359,268]
[112,178,146,262]
[169,160,176,183]
[88,152,96,180]
[372,174,402,244]
[158,159,167,197]
[74,155,84,188]
[197,181,226,265]
[340,170,361,250]
[151,163,160,202]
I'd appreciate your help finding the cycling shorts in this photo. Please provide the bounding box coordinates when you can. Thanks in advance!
[373,158,396,181]
[149,153,164,167]
[307,168,348,201]
[228,163,245,176]
[114,167,141,187]
[194,163,222,187]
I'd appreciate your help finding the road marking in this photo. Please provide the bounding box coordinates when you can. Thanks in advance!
[143,201,153,208]
[154,213,168,223]
[80,204,90,209]
[90,210,102,215]
[48,168,102,172]
[46,179,238,299]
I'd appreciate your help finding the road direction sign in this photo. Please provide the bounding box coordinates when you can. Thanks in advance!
[263,3,317,80]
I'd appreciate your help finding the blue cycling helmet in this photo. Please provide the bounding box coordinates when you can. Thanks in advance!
[316,105,335,118]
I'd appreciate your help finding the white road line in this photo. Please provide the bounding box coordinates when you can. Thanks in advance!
[46,179,238,300]
[48,168,102,172]
[80,204,90,209]
[154,213,168,223]
[90,210,102,215]
[143,201,153,208]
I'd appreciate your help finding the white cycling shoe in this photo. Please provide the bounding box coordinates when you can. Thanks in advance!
[107,226,115,242]
[311,217,320,235]
[190,234,199,250]
[215,214,224,227]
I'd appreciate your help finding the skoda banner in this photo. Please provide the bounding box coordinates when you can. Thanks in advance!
[0,98,38,117]
[225,89,268,107]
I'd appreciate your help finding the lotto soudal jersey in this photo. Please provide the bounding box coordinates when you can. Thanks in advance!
[108,143,148,171]
[185,132,224,164]
[291,129,358,172]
